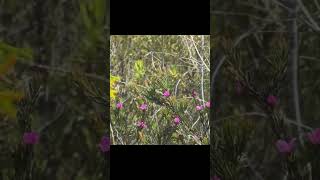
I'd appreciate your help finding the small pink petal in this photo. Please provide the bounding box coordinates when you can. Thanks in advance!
[205,101,211,108]
[163,90,170,97]
[267,95,278,108]
[307,128,320,144]
[23,132,40,145]
[116,102,123,109]
[275,138,295,153]
[196,105,203,111]
[173,116,181,125]
[139,103,148,111]
[211,175,221,180]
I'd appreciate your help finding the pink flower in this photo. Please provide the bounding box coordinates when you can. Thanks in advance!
[139,103,148,111]
[163,90,170,97]
[99,136,110,152]
[211,175,221,180]
[275,138,296,154]
[307,128,320,145]
[196,105,204,111]
[23,131,39,145]
[173,116,181,125]
[191,90,197,97]
[137,120,147,129]
[266,95,278,108]
[205,101,211,108]
[116,102,123,109]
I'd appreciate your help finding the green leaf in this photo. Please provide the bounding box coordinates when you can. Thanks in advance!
[0,99,17,118]
[134,60,145,79]
[93,0,106,23]
[80,2,92,30]
[0,42,33,61]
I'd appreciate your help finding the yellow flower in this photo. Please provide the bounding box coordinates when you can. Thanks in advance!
[110,89,117,100]
[110,74,120,100]
[110,75,120,87]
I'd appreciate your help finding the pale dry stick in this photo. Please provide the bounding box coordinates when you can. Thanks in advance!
[110,123,115,145]
[287,0,304,146]
[315,0,320,11]
[201,63,205,107]
[114,128,124,145]
[283,172,288,180]
[190,36,207,107]
[201,35,206,107]
[307,163,312,180]
[190,36,210,71]
[179,57,198,67]
[151,107,163,122]
[185,36,199,69]
[185,110,195,123]
[211,10,283,22]
[191,116,201,129]
[174,79,181,96]
[300,55,320,62]
[151,51,155,69]
[182,36,194,66]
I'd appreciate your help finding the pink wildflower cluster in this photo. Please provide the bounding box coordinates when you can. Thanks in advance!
[196,101,211,111]
[211,175,221,180]
[116,102,123,109]
[99,136,110,153]
[266,95,278,108]
[137,120,147,129]
[163,89,170,97]
[173,116,181,125]
[275,128,320,154]
[139,103,148,111]
[23,131,39,145]
[307,128,320,145]
[275,138,296,154]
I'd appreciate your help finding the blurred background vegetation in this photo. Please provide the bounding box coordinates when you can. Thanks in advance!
[110,35,210,145]
[0,0,109,179]
[211,0,320,179]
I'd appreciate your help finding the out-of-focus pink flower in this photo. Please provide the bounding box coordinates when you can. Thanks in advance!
[99,136,110,152]
[116,102,123,109]
[235,81,243,95]
[137,120,147,129]
[211,175,221,180]
[23,132,39,145]
[196,105,204,111]
[307,128,320,145]
[192,90,197,98]
[275,138,296,154]
[163,90,170,97]
[266,95,278,108]
[139,103,148,111]
[173,116,181,125]
[205,101,211,108]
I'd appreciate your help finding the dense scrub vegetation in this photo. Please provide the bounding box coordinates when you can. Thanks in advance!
[110,35,210,145]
